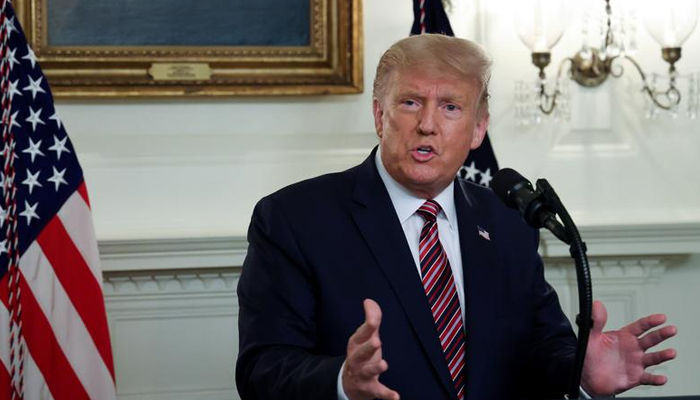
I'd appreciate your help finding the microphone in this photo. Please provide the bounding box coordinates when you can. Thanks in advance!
[494,169,592,400]
[491,168,569,244]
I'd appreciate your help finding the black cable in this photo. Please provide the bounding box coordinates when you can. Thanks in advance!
[536,179,592,400]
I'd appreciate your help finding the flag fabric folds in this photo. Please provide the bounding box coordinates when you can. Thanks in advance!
[0,2,116,399]
[410,0,454,36]
[411,0,500,187]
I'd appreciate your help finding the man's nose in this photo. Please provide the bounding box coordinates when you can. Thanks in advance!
[417,106,437,135]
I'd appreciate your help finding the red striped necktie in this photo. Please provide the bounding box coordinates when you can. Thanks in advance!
[417,199,466,400]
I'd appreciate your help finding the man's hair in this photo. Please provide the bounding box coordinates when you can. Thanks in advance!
[373,34,492,116]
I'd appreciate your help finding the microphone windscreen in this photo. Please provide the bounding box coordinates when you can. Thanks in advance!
[491,168,528,207]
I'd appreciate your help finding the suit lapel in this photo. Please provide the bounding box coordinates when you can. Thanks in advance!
[351,149,456,399]
[454,180,499,393]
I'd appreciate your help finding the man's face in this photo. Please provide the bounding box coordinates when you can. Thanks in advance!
[373,67,489,199]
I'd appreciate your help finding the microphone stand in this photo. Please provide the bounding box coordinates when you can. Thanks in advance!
[536,179,592,400]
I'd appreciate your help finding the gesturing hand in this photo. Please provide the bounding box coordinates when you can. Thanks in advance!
[581,300,678,397]
[342,299,400,400]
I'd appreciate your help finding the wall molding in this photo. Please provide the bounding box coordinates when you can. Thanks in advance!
[104,267,240,400]
[98,222,700,272]
[104,267,240,295]
[99,237,248,272]
[539,222,700,258]
[543,255,676,322]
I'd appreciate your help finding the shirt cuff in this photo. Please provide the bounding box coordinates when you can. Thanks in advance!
[580,386,592,399]
[337,361,351,400]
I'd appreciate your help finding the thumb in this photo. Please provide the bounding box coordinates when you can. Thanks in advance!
[351,299,383,344]
[363,299,383,332]
[591,300,607,335]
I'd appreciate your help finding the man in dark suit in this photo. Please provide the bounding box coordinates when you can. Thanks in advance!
[236,34,677,400]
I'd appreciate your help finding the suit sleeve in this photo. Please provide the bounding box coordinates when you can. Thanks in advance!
[235,196,344,400]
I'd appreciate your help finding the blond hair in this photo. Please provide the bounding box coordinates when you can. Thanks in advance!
[373,34,492,115]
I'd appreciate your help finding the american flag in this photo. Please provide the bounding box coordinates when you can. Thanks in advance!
[0,2,116,399]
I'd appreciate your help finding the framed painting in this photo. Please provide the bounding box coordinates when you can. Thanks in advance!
[15,0,362,97]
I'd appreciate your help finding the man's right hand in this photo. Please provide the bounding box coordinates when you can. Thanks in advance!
[342,299,400,400]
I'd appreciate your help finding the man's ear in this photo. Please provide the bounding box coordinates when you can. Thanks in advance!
[372,98,384,138]
[470,113,490,149]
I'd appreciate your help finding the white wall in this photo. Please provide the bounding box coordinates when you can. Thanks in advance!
[50,0,700,398]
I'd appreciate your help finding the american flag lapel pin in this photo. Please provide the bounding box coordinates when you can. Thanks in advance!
[477,225,490,241]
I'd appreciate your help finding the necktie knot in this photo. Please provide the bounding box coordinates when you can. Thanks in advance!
[417,199,441,223]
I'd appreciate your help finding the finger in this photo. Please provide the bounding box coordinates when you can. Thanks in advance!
[643,348,677,368]
[591,300,608,335]
[638,325,678,351]
[639,372,669,386]
[622,313,667,337]
[349,336,382,364]
[351,299,383,344]
[359,359,389,378]
[372,382,400,400]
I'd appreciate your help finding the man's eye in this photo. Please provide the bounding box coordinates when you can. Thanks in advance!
[445,104,459,112]
[402,100,417,107]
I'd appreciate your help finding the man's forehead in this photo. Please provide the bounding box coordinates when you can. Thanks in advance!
[389,68,479,97]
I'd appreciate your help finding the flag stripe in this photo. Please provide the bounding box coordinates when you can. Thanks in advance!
[0,362,9,400]
[76,182,90,208]
[20,242,116,400]
[36,213,113,377]
[0,274,91,400]
[56,189,102,288]
[0,318,10,400]
[0,292,13,400]
[0,301,55,400]
[21,343,56,400]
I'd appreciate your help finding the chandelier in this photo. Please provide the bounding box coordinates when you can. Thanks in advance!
[514,0,700,123]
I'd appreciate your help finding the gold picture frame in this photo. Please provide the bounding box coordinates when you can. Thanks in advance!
[15,0,362,98]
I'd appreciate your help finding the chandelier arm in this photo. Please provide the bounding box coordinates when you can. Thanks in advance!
[620,55,681,110]
[608,55,625,78]
[557,57,574,80]
[538,92,558,115]
[538,58,574,115]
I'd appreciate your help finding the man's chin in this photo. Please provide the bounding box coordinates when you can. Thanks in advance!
[402,175,453,198]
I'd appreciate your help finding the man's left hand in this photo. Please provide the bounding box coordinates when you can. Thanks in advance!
[581,300,677,397]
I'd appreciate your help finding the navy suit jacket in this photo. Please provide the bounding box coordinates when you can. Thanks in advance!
[236,148,576,400]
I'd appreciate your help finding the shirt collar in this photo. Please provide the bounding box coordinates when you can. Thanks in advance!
[375,147,457,227]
